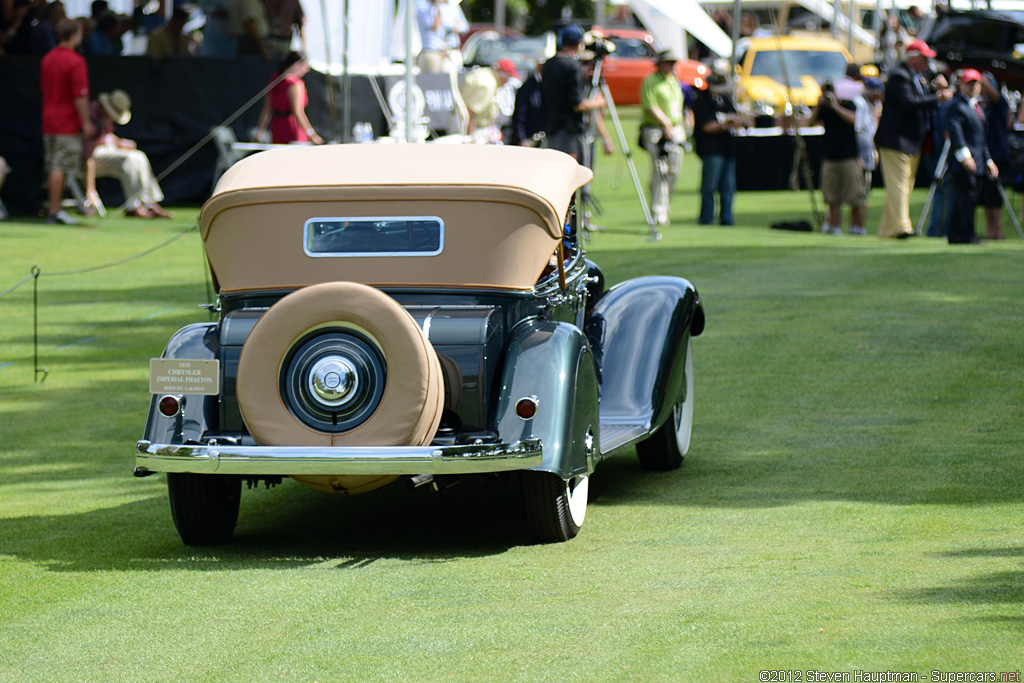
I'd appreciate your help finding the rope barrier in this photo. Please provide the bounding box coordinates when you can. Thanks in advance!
[0,223,200,382]
[40,224,198,277]
[103,69,293,216]
[0,273,36,300]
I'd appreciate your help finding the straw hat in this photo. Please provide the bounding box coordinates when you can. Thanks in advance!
[98,89,132,126]
[460,66,498,116]
[655,49,682,64]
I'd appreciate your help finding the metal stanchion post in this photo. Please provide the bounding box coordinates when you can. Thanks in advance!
[31,266,47,383]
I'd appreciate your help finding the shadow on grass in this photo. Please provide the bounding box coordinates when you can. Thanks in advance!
[900,545,1024,619]
[588,442,1024,509]
[0,475,523,572]
[901,570,1024,607]
[931,547,1024,559]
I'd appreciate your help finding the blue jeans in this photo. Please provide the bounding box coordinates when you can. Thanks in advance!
[699,155,736,225]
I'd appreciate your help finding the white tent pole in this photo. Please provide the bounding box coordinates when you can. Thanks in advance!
[404,0,415,142]
[319,0,338,141]
[342,0,350,142]
[496,0,506,32]
[596,0,606,27]
[730,0,742,75]
[847,0,855,54]
[319,0,333,69]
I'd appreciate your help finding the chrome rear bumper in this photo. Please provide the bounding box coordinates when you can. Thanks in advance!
[135,438,542,476]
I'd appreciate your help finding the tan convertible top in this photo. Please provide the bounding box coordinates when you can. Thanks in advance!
[201,145,593,293]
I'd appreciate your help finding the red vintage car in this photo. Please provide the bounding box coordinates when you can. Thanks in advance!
[589,27,708,106]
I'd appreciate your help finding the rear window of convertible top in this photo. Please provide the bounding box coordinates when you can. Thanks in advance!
[303,217,445,257]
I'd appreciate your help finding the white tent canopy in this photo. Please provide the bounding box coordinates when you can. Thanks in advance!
[790,0,877,47]
[301,1,394,74]
[625,0,734,57]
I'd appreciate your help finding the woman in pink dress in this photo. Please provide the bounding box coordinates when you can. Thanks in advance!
[256,52,324,145]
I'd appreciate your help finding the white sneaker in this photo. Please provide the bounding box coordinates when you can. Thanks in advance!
[46,209,79,225]
[849,226,867,236]
[820,223,841,235]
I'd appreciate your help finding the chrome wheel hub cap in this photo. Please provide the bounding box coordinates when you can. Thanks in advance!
[308,356,358,407]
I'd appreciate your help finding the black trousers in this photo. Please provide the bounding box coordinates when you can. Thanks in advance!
[948,171,980,244]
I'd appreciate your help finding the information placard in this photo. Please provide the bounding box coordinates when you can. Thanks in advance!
[149,359,220,396]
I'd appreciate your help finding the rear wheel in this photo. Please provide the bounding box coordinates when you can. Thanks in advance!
[636,340,694,471]
[521,471,589,543]
[167,473,241,546]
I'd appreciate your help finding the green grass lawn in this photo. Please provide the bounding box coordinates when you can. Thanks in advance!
[1,119,1023,680]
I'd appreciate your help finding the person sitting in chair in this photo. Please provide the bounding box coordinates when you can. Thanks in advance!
[84,89,172,218]
[0,155,9,220]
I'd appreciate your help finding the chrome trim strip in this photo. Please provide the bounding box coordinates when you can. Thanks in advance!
[135,438,543,476]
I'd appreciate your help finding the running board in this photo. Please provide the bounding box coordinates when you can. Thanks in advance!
[598,422,648,456]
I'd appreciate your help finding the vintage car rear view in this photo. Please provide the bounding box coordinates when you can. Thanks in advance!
[136,145,705,546]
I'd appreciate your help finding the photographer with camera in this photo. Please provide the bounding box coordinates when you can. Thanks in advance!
[810,78,867,235]
[639,49,686,226]
[540,24,606,162]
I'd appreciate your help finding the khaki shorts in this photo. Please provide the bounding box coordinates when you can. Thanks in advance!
[544,129,586,162]
[821,157,867,207]
[44,134,83,175]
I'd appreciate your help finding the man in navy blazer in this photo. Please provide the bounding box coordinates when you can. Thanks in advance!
[945,68,998,244]
[875,39,951,238]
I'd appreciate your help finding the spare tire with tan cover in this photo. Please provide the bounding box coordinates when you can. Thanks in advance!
[236,282,444,493]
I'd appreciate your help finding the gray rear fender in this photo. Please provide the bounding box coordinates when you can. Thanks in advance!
[589,276,704,435]
[494,319,599,480]
[143,323,220,445]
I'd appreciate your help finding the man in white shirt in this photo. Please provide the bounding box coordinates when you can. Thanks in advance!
[415,0,466,74]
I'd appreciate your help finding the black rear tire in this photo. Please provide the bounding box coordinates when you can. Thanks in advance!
[636,340,693,472]
[635,410,685,471]
[521,471,588,543]
[167,473,241,546]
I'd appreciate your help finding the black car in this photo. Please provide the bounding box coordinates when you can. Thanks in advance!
[921,9,1024,88]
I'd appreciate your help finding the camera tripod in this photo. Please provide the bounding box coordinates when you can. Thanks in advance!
[917,138,1024,239]
[585,53,661,240]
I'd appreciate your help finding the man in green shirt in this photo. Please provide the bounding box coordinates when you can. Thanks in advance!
[640,50,686,226]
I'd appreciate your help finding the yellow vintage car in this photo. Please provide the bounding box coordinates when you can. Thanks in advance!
[736,36,852,118]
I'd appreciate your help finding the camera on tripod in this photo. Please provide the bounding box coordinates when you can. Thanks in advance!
[582,32,616,60]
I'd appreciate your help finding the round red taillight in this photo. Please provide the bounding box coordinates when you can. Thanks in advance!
[158,395,182,417]
[515,396,538,420]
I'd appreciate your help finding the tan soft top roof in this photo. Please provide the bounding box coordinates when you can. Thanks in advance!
[200,144,594,293]
[203,144,593,240]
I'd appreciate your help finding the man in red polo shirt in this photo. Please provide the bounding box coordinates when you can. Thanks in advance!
[40,18,95,225]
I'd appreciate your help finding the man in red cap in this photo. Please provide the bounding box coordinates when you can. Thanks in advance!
[874,39,951,238]
[944,68,997,244]
[493,58,522,138]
